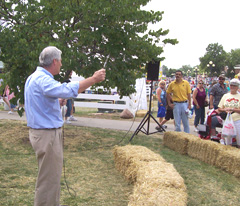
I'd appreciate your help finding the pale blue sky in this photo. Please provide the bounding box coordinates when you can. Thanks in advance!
[143,0,240,69]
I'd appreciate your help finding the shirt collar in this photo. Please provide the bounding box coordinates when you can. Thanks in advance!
[217,82,226,88]
[36,66,54,78]
[173,79,183,84]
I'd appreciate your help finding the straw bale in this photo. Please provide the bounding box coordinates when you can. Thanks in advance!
[136,161,186,190]
[186,136,202,159]
[113,145,188,205]
[135,110,147,117]
[128,183,187,206]
[113,145,165,163]
[113,145,166,183]
[215,145,240,177]
[187,138,223,165]
[124,159,146,183]
[163,131,195,155]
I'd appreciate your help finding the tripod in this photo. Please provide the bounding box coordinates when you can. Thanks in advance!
[129,80,165,142]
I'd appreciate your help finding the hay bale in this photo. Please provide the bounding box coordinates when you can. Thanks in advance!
[129,161,187,206]
[187,138,223,166]
[135,110,147,117]
[136,161,186,190]
[186,136,202,159]
[129,183,187,206]
[215,145,240,177]
[113,145,165,183]
[113,145,188,206]
[163,131,195,155]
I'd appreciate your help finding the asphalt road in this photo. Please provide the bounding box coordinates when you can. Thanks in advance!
[0,110,199,136]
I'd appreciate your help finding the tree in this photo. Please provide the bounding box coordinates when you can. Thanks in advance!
[161,65,168,76]
[179,65,193,76]
[199,43,227,77]
[226,49,240,78]
[166,68,177,77]
[0,0,178,115]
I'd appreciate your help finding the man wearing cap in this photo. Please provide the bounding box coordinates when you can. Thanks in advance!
[209,75,228,109]
[167,70,191,133]
[218,79,240,147]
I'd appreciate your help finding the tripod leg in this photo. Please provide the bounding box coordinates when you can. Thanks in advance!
[135,113,151,135]
[129,112,150,142]
[149,113,166,132]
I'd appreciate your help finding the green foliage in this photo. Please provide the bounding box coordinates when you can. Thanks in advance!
[199,43,228,77]
[179,65,194,76]
[0,0,177,106]
[226,49,240,78]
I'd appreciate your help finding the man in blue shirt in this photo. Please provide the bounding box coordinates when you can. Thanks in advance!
[24,46,105,206]
[209,75,228,109]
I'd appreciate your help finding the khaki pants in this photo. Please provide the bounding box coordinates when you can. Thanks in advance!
[29,128,63,206]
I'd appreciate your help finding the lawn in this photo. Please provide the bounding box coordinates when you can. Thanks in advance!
[0,119,240,205]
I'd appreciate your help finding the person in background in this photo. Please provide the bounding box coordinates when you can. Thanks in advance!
[192,80,207,132]
[2,85,17,114]
[208,81,217,99]
[63,70,77,124]
[205,83,209,97]
[167,70,191,133]
[218,79,240,147]
[24,46,106,206]
[156,93,174,132]
[209,75,228,109]
[156,80,167,130]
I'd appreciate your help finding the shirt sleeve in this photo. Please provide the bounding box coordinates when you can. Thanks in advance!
[166,83,172,94]
[210,85,216,96]
[40,75,79,99]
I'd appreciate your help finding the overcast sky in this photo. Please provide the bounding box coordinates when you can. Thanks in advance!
[142,0,240,69]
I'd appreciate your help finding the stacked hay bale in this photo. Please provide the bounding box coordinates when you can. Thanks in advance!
[187,136,221,165]
[113,145,187,206]
[163,131,240,178]
[163,131,195,155]
[113,145,165,183]
[129,161,187,206]
[215,145,240,177]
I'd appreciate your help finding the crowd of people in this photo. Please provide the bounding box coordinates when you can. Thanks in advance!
[155,72,240,148]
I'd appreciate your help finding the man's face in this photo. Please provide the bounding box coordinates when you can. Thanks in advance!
[218,77,225,85]
[53,59,62,75]
[175,72,182,80]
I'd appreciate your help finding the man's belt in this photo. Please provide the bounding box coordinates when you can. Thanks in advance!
[173,101,188,103]
[31,127,62,130]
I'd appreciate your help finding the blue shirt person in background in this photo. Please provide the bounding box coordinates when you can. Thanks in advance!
[24,46,106,206]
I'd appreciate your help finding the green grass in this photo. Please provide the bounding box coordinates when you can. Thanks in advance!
[0,119,240,205]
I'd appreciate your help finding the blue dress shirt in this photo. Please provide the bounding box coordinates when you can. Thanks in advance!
[24,67,79,129]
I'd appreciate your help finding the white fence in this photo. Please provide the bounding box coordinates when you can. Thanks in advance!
[74,93,131,111]
[0,82,151,113]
